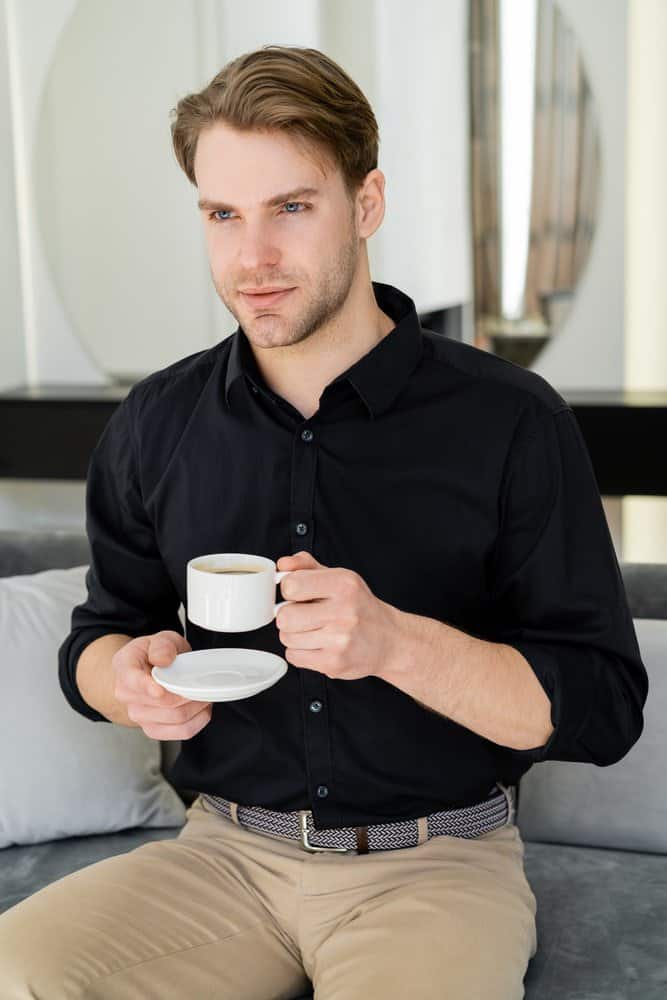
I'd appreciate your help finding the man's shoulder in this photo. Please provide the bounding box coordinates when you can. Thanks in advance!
[125,339,230,418]
[421,328,570,417]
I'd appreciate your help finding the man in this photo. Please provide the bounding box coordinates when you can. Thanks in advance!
[0,44,647,999]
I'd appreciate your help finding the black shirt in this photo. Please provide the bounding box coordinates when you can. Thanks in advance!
[58,281,648,829]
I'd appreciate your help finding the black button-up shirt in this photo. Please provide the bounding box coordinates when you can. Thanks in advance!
[58,281,648,829]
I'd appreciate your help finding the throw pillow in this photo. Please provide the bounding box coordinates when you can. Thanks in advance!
[0,565,186,847]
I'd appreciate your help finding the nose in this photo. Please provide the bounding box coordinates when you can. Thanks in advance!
[236,220,281,273]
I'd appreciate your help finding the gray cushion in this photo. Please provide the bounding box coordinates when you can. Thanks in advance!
[0,827,181,913]
[0,529,91,577]
[522,840,667,999]
[622,563,667,620]
[517,618,666,853]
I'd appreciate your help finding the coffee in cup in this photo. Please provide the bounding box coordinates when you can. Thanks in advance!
[198,567,264,575]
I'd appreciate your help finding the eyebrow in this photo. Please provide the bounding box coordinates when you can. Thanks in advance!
[198,186,321,212]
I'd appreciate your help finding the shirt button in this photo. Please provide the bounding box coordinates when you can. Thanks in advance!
[309,700,323,713]
[250,384,258,394]
[301,428,314,442]
[296,522,308,536]
[316,785,329,798]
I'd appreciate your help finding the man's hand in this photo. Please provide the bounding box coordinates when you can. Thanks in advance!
[112,630,213,740]
[275,551,403,680]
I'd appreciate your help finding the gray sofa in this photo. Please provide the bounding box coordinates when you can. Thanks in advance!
[1,528,665,999]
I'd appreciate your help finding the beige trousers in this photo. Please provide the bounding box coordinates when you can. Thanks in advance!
[0,794,537,999]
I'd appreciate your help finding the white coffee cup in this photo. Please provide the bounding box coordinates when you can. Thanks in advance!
[186,553,293,632]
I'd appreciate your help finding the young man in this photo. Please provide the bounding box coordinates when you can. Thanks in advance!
[1,45,647,999]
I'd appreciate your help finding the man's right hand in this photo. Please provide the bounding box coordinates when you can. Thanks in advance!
[111,630,213,740]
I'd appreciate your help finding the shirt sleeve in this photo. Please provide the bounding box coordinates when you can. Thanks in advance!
[486,403,649,766]
[57,389,184,722]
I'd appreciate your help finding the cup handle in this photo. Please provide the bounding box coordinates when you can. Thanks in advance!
[274,570,293,619]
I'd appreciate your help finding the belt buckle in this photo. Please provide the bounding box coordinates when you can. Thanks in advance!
[299,811,354,854]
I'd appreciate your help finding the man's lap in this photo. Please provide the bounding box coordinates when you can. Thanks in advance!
[0,795,536,999]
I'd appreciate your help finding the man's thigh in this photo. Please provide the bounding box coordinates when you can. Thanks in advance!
[305,823,537,1000]
[0,798,309,1000]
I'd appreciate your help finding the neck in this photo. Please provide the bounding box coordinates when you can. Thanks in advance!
[248,271,395,420]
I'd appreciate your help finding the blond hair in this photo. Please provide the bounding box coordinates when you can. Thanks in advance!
[170,45,379,202]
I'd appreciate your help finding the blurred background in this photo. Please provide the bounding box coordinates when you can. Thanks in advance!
[1,0,666,562]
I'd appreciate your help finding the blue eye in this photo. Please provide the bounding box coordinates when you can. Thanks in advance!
[208,202,308,224]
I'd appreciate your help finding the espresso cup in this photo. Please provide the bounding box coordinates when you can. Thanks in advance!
[186,553,293,632]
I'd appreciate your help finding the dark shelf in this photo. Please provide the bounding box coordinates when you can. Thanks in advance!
[2,384,667,496]
[559,389,667,496]
[0,384,129,480]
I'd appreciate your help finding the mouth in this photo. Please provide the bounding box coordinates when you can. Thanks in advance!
[240,287,296,309]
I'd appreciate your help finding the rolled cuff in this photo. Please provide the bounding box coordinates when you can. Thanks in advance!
[492,640,581,763]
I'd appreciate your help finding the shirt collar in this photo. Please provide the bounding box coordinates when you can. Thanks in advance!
[224,280,424,419]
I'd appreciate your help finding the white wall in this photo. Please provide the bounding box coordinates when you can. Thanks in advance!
[0,2,25,391]
[368,0,472,311]
[622,0,667,563]
[625,0,667,393]
[4,0,105,386]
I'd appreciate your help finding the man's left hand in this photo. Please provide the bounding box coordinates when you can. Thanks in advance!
[275,551,402,681]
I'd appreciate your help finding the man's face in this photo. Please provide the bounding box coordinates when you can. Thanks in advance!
[194,123,361,349]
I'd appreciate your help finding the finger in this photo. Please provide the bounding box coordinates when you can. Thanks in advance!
[146,633,191,701]
[284,647,328,671]
[279,628,328,650]
[277,552,321,571]
[276,600,329,633]
[140,704,213,741]
[133,687,194,708]
[148,632,189,667]
[155,629,191,653]
[128,698,211,726]
[281,568,349,602]
[117,638,179,701]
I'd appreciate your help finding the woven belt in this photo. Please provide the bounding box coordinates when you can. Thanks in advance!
[200,783,515,854]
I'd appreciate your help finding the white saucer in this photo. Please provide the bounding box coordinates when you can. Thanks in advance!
[151,648,288,701]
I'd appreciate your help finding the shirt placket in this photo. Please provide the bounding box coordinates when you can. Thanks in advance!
[289,421,335,826]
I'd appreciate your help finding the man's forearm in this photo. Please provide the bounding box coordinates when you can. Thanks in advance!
[379,608,555,751]
[76,634,139,727]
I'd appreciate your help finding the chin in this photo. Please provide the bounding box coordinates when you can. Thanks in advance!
[245,322,297,348]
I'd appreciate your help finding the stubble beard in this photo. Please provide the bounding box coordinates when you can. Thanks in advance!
[216,220,360,350]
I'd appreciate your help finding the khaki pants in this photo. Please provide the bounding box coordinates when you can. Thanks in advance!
[0,794,537,999]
